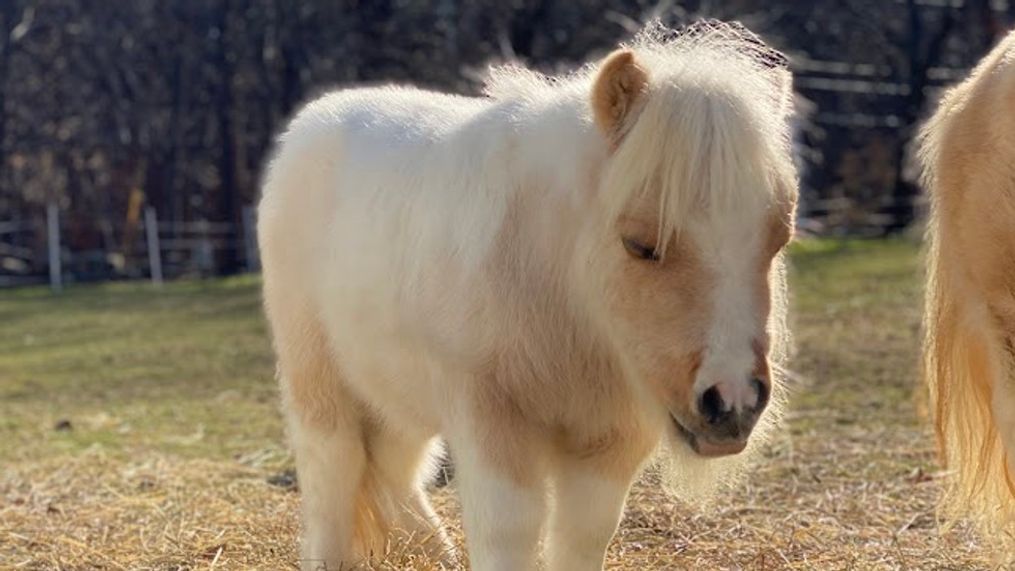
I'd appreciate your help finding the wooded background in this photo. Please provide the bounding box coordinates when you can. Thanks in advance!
[0,0,1012,285]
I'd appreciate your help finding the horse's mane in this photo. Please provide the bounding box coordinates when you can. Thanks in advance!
[602,20,794,256]
[483,20,795,258]
[483,20,787,102]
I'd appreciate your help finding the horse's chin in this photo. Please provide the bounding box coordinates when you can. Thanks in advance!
[670,414,749,458]
[654,412,757,504]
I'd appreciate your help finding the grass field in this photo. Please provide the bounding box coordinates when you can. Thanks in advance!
[0,239,1000,570]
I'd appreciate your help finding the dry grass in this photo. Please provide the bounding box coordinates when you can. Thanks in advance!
[0,239,1009,570]
[0,443,986,570]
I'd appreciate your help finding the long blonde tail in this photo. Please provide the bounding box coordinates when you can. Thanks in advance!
[923,228,1015,546]
[352,463,392,559]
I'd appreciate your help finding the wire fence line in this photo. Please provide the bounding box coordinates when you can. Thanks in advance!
[0,203,260,290]
[0,191,925,290]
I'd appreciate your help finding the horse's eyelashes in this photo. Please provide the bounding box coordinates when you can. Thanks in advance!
[622,237,660,262]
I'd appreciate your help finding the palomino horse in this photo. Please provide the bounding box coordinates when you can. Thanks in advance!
[920,30,1015,551]
[258,21,797,570]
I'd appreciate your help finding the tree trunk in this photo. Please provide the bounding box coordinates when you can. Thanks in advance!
[0,1,21,203]
[213,0,241,274]
[885,0,955,233]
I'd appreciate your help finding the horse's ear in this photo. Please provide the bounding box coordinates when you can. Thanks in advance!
[591,49,648,140]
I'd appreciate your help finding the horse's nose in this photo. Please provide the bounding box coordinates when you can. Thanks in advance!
[697,377,769,437]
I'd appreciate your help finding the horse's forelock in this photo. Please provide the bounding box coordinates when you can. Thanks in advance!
[598,51,794,258]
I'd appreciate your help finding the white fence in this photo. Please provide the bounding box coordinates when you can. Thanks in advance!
[2,192,925,291]
[0,203,260,291]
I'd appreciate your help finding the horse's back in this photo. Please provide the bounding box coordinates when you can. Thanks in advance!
[258,86,502,427]
[259,85,490,267]
[289,86,487,152]
[262,86,489,208]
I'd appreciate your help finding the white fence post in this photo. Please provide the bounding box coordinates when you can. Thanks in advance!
[46,202,62,292]
[144,206,163,287]
[242,205,259,272]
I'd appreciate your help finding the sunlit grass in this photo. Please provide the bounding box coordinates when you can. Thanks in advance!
[0,275,279,462]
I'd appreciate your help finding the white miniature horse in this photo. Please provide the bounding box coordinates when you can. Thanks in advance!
[259,21,797,571]
[920,30,1015,551]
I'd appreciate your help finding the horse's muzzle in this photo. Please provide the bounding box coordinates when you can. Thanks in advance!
[671,414,751,457]
[672,376,769,457]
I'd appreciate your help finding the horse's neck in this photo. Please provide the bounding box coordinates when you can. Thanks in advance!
[482,167,620,396]
[488,272,625,410]
[496,96,607,272]
[441,93,616,382]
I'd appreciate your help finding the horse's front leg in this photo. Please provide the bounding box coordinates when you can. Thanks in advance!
[545,436,652,570]
[448,412,548,571]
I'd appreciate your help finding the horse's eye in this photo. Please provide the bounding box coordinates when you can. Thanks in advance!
[622,237,660,261]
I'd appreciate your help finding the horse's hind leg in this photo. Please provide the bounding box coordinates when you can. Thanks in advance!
[274,311,366,570]
[362,425,452,561]
[288,407,365,570]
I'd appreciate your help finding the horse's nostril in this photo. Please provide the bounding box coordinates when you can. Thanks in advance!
[698,385,726,424]
[752,377,770,412]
